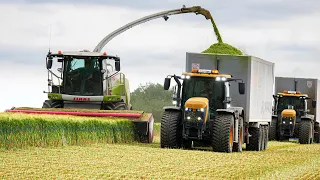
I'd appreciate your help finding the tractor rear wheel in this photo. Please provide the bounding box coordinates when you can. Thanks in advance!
[314,122,320,143]
[246,126,263,151]
[269,117,278,140]
[160,110,182,149]
[42,100,62,108]
[211,113,234,153]
[232,117,243,152]
[299,120,313,144]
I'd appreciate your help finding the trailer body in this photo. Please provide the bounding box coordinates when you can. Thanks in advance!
[185,52,275,126]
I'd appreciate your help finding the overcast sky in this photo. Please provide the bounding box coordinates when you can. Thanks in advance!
[0,0,319,111]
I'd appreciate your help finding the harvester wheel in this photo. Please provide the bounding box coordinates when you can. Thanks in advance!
[113,102,128,110]
[160,110,182,149]
[246,126,262,151]
[314,122,320,143]
[42,100,62,108]
[299,120,313,144]
[211,113,234,153]
[269,117,278,140]
[232,117,243,152]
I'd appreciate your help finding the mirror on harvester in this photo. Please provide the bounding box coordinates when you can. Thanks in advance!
[115,61,120,71]
[239,82,245,94]
[47,56,53,69]
[164,78,171,90]
[312,100,316,108]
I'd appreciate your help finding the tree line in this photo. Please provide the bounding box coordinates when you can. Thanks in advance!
[130,82,173,122]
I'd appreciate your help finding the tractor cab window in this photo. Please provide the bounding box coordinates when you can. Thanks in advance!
[63,56,102,96]
[277,96,305,111]
[182,77,225,116]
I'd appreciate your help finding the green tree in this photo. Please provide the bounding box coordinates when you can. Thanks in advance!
[130,82,174,122]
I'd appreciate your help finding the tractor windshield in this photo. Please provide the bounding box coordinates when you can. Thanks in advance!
[63,56,102,96]
[277,96,305,111]
[182,77,225,115]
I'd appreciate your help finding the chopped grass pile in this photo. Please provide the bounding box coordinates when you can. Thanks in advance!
[0,113,135,150]
[202,42,243,55]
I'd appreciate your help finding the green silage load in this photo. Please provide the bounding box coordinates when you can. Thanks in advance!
[202,43,243,55]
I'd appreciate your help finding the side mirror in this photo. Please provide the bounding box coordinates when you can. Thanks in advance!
[57,68,62,73]
[115,61,120,71]
[312,100,316,108]
[164,77,171,90]
[101,69,106,74]
[47,56,53,69]
[238,82,245,95]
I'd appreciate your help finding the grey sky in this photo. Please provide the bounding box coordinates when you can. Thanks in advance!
[0,0,319,111]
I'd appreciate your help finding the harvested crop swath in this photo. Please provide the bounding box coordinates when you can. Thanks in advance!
[0,113,135,149]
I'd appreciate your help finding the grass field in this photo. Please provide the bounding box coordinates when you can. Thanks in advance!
[1,134,319,179]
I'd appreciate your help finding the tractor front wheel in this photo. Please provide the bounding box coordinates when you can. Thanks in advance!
[269,117,278,140]
[160,110,182,149]
[314,122,320,143]
[42,100,62,108]
[299,120,313,144]
[211,113,234,153]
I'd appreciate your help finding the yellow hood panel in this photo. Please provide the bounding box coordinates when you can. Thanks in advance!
[281,109,296,117]
[185,97,208,109]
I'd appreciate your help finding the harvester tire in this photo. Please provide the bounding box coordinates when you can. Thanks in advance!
[246,126,262,151]
[232,117,243,152]
[314,122,320,143]
[211,113,234,153]
[160,110,182,149]
[269,117,278,140]
[113,102,128,110]
[299,120,313,144]
[42,100,62,108]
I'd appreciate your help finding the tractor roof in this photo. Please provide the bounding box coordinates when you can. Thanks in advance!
[277,90,308,97]
[59,51,108,57]
[183,69,231,78]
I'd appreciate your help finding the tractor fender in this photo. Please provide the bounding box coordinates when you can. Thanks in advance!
[301,115,314,121]
[163,106,181,112]
[216,108,239,119]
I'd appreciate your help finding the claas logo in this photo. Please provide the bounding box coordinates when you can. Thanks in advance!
[74,97,91,101]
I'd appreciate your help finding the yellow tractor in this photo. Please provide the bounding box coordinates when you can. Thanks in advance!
[270,90,316,144]
[160,68,252,153]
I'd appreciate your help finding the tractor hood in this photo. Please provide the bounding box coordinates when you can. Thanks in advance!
[185,97,208,109]
[281,109,296,117]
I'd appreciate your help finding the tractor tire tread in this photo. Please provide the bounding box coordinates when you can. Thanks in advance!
[160,110,181,149]
[211,114,234,153]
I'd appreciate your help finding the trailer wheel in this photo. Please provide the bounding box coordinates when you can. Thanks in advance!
[42,100,62,108]
[232,117,243,152]
[269,117,278,140]
[160,110,182,149]
[314,122,320,143]
[246,126,262,151]
[263,125,269,150]
[211,113,234,153]
[299,120,313,144]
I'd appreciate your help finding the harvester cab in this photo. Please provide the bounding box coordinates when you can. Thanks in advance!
[270,90,315,143]
[44,50,132,110]
[160,68,247,153]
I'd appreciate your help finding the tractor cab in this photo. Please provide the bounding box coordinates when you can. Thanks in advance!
[272,90,315,137]
[45,50,120,96]
[163,69,245,140]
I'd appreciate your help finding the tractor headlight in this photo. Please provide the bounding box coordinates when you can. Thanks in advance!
[172,100,177,105]
[216,77,221,81]
[187,116,191,120]
[186,75,190,79]
[221,77,227,81]
[184,108,205,122]
[290,122,293,124]
[283,121,285,124]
